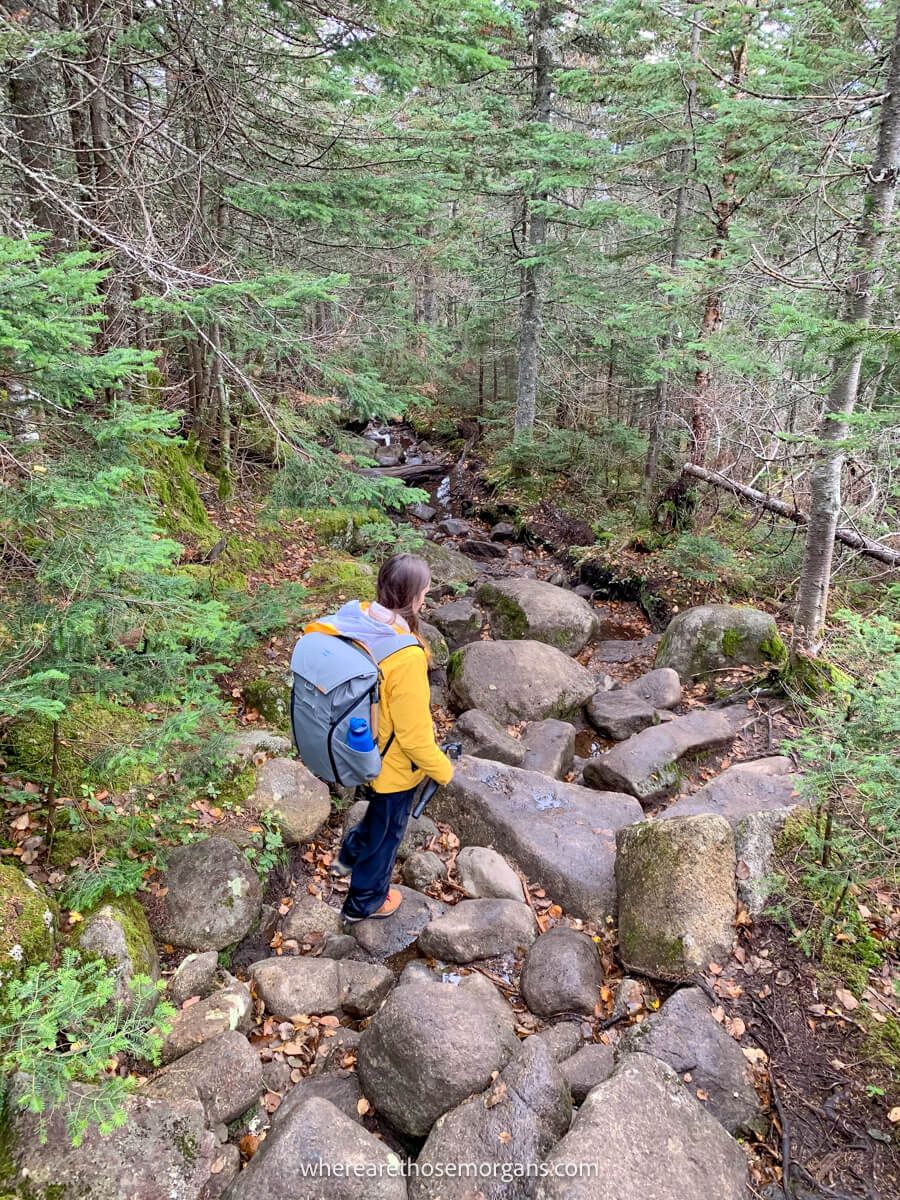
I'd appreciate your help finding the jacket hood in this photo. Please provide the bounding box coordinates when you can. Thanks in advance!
[321,600,416,654]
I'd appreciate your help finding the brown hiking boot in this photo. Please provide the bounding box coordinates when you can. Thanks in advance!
[342,887,403,925]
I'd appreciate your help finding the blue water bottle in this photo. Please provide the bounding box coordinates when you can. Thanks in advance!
[347,717,376,753]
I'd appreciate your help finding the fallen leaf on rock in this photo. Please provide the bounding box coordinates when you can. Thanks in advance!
[181,996,201,1010]
[742,1047,768,1066]
[725,1016,746,1040]
[357,1098,371,1116]
[281,1039,306,1055]
[710,1005,725,1024]
[707,961,723,976]
[696,1088,709,1101]
[888,1107,900,1123]
[485,1081,508,1109]
[239,1134,260,1159]
[497,1131,512,1145]
[262,1091,282,1113]
[834,988,859,1011]
[210,1156,228,1175]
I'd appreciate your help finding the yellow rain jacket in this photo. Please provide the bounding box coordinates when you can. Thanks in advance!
[303,601,453,795]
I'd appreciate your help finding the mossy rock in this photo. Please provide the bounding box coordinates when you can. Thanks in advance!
[299,507,384,549]
[140,437,218,541]
[48,824,121,868]
[656,604,786,681]
[418,620,449,669]
[6,696,150,795]
[0,864,57,986]
[305,554,376,604]
[418,540,478,592]
[73,894,160,1015]
[242,678,290,731]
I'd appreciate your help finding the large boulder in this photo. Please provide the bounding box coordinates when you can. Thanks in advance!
[616,815,737,981]
[520,926,603,1018]
[249,956,393,1018]
[149,837,261,951]
[627,668,682,710]
[419,539,478,592]
[535,1054,748,1200]
[251,757,331,844]
[586,690,658,741]
[419,618,450,668]
[656,604,787,680]
[618,986,762,1134]
[143,1029,263,1125]
[449,640,596,725]
[0,863,56,983]
[455,845,525,902]
[281,894,343,941]
[357,982,519,1136]
[77,895,159,1015]
[410,1038,572,1200]
[417,898,537,962]
[453,708,526,766]
[161,976,253,1063]
[583,706,749,804]
[477,578,598,655]
[521,718,576,778]
[226,1097,406,1200]
[429,597,484,647]
[0,1074,218,1200]
[430,757,642,923]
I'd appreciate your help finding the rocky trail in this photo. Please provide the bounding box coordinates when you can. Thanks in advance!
[4,427,895,1200]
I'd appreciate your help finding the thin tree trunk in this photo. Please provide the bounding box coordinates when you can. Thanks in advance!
[514,2,554,440]
[794,7,900,650]
[644,18,701,498]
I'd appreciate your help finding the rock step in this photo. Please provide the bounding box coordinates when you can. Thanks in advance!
[429,756,642,923]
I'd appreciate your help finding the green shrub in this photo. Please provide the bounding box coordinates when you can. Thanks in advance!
[0,948,173,1146]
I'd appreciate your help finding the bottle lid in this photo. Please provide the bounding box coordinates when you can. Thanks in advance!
[349,718,367,733]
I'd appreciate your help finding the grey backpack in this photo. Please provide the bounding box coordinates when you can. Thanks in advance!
[289,630,421,786]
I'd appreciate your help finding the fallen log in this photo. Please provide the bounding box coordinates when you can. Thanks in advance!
[359,460,447,482]
[683,462,900,569]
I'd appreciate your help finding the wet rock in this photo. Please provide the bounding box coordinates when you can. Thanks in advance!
[0,1074,217,1200]
[616,815,737,981]
[618,986,762,1134]
[536,1054,747,1200]
[418,898,537,962]
[560,1043,616,1103]
[227,1097,406,1200]
[430,757,642,923]
[656,603,787,680]
[249,956,393,1018]
[521,718,576,778]
[143,1030,262,1125]
[583,705,749,804]
[281,894,343,941]
[403,849,447,890]
[430,597,484,648]
[150,837,261,951]
[347,884,447,961]
[520,926,603,1018]
[586,690,657,740]
[409,502,436,521]
[589,636,660,664]
[161,976,253,1063]
[439,517,470,536]
[453,708,525,766]
[456,845,524,902]
[491,521,517,542]
[462,537,506,559]
[357,982,519,1136]
[251,757,332,844]
[449,640,597,724]
[410,1038,572,1200]
[171,950,219,1006]
[78,896,159,1015]
[477,578,598,655]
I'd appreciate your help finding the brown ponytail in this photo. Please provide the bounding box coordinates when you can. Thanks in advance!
[376,554,431,634]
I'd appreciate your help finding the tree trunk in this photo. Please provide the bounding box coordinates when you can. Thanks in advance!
[690,32,749,466]
[793,7,900,650]
[514,2,554,440]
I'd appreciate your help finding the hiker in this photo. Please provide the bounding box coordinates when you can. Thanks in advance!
[297,553,454,924]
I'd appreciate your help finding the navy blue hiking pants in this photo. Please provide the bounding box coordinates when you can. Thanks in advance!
[339,784,418,918]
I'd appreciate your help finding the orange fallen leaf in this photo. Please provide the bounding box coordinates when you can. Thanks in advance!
[357,1098,371,1115]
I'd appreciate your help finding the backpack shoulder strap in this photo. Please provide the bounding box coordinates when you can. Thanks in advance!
[370,633,423,665]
